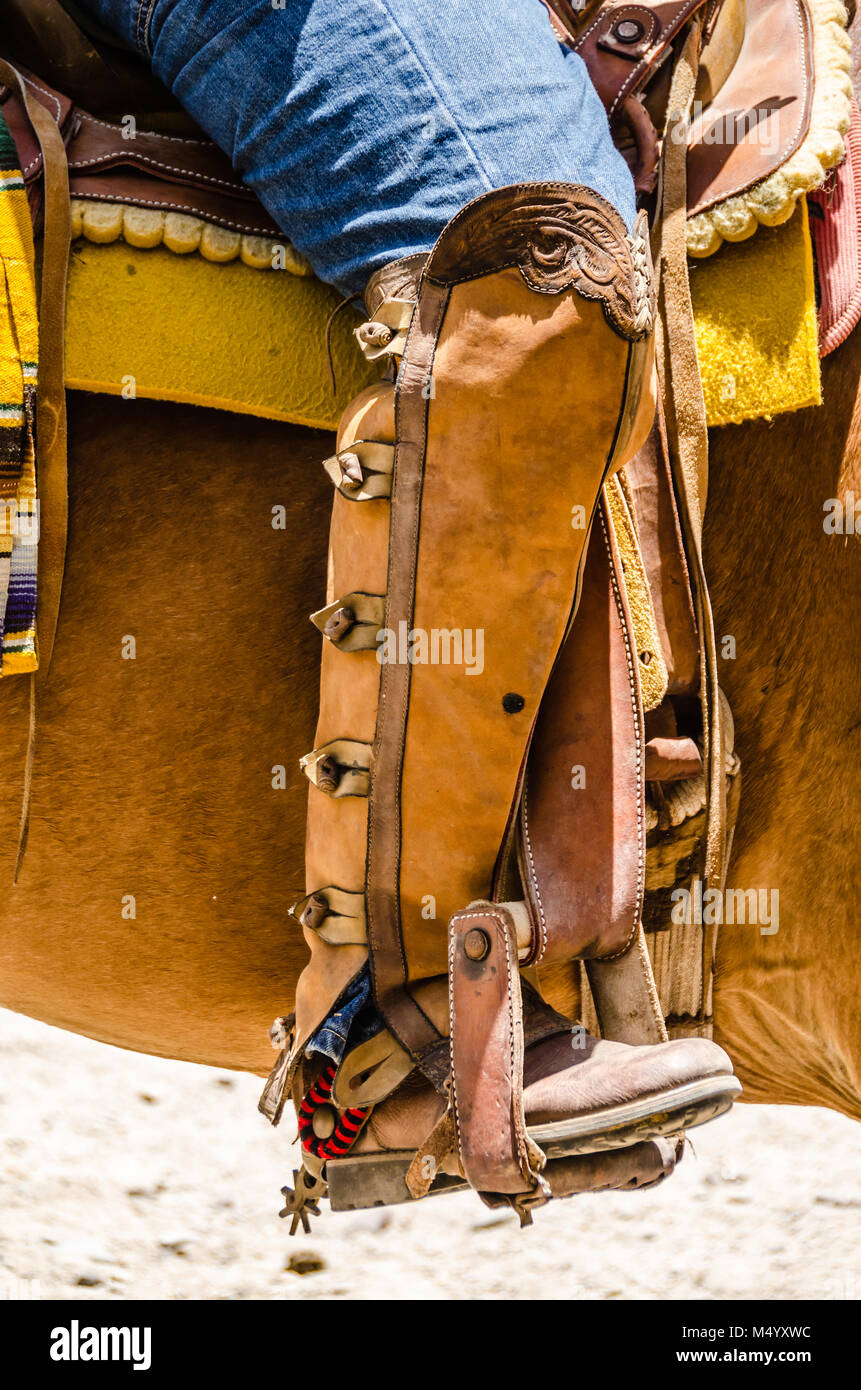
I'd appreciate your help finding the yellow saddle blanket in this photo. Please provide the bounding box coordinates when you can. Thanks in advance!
[64,198,822,434]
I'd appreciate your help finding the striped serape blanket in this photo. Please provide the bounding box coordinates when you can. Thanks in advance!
[0,104,39,675]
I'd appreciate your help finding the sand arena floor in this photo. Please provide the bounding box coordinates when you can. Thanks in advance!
[0,1008,858,1302]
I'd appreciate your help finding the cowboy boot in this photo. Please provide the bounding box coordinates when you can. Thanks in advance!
[280,183,738,1219]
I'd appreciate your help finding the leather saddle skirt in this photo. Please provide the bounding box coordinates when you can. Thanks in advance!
[0,0,851,430]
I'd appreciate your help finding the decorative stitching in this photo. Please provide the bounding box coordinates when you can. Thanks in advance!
[520,775,548,963]
[687,0,809,211]
[135,0,159,59]
[76,110,213,147]
[495,910,534,1180]
[21,74,61,121]
[573,0,708,119]
[595,507,644,962]
[449,909,534,1183]
[69,191,271,236]
[366,282,449,1007]
[69,150,247,192]
[447,922,463,1152]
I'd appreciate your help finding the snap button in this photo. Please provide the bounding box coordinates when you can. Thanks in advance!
[464,927,491,961]
[615,18,645,42]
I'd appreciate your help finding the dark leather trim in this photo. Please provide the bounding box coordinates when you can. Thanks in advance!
[520,496,646,965]
[64,175,280,237]
[364,184,650,1066]
[0,65,282,237]
[556,0,817,220]
[572,0,717,118]
[364,276,451,1061]
[687,0,814,219]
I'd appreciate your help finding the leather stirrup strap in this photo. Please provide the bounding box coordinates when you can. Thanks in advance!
[0,58,71,683]
[448,902,550,1224]
[652,20,727,1021]
[519,497,647,965]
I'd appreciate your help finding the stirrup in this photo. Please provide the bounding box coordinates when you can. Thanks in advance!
[320,903,739,1221]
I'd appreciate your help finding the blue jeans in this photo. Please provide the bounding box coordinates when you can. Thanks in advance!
[77,0,635,296]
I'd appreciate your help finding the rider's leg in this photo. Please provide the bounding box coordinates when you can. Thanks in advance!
[74,0,737,1209]
[73,0,636,293]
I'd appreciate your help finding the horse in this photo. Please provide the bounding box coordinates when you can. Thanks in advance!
[0,15,858,1132]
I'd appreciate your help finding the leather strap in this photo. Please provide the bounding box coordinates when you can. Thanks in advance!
[0,69,283,238]
[519,496,646,965]
[652,20,727,1020]
[448,902,550,1222]
[570,0,719,118]
[585,923,668,1043]
[0,58,70,681]
[622,409,700,696]
[365,274,451,1065]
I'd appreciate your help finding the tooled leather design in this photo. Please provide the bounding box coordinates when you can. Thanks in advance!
[424,186,654,341]
[364,253,428,315]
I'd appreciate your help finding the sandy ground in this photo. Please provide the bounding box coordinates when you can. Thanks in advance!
[0,1007,858,1302]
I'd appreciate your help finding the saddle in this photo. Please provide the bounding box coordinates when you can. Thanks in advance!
[0,0,849,247]
[0,0,853,1218]
[0,0,847,992]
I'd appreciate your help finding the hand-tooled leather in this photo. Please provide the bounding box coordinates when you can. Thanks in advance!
[424,184,654,340]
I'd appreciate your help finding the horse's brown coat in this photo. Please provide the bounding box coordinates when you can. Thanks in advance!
[0,398,320,1073]
[4,19,861,1112]
[0,343,856,1120]
[707,333,861,1116]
